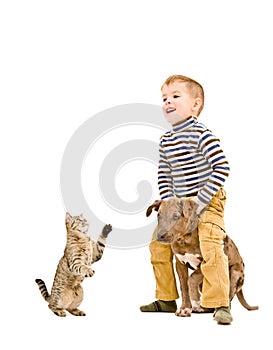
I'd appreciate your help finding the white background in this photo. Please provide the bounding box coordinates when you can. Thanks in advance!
[1,1,272,349]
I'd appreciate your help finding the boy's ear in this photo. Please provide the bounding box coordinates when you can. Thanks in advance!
[146,200,162,217]
[192,97,202,113]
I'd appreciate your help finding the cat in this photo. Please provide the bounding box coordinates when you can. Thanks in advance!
[35,212,112,317]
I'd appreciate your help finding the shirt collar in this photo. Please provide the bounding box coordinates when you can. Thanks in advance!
[172,115,197,133]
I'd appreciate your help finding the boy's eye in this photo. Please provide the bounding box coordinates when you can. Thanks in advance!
[173,95,180,99]
[163,98,167,102]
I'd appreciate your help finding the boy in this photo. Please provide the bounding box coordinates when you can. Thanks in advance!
[140,75,232,325]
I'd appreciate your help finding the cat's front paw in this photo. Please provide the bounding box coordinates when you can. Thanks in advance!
[85,267,95,277]
[102,224,112,237]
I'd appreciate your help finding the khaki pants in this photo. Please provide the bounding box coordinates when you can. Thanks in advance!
[149,188,230,308]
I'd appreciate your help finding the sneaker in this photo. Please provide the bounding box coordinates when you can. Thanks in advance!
[214,306,233,325]
[140,300,177,312]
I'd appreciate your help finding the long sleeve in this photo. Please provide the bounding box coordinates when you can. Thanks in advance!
[197,130,230,206]
[158,140,175,200]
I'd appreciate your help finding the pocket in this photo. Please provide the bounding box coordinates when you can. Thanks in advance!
[198,222,226,265]
[210,223,226,241]
[198,220,226,242]
[200,211,226,232]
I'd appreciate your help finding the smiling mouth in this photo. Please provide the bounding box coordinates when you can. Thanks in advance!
[166,108,176,114]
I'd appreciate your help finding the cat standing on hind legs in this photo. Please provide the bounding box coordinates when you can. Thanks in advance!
[35,212,112,317]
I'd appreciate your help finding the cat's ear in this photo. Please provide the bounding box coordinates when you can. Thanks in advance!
[66,212,72,223]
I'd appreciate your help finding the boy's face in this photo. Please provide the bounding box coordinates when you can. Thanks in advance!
[161,82,200,125]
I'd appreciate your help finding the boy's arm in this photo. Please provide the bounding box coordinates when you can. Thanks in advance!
[196,130,230,210]
[158,141,175,199]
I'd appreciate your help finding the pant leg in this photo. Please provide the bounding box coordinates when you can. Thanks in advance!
[149,226,179,301]
[198,188,230,308]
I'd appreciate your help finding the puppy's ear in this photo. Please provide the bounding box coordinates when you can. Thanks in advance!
[182,199,198,218]
[181,199,199,233]
[146,200,162,217]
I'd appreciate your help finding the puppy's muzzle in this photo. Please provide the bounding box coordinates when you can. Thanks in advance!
[156,230,174,244]
[156,231,166,242]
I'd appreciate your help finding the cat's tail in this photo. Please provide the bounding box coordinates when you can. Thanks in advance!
[35,279,50,301]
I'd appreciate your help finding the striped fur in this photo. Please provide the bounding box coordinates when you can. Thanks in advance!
[35,213,112,317]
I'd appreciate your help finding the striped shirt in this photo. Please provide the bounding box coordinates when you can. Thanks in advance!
[158,116,230,205]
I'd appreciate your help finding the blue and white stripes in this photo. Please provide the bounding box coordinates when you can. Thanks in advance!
[158,116,230,205]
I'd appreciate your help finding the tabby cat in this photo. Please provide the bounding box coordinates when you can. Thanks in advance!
[35,212,112,317]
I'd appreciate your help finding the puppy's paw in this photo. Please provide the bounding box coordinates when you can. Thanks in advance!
[192,306,214,313]
[191,300,214,313]
[85,267,95,277]
[175,307,192,317]
[102,224,112,237]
